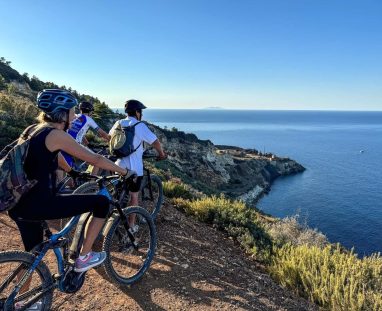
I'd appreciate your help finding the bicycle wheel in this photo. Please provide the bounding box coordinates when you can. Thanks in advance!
[138,174,163,219]
[102,206,157,286]
[56,176,74,194]
[0,251,53,311]
[73,181,99,194]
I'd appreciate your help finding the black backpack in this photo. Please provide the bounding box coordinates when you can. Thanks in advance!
[109,121,142,158]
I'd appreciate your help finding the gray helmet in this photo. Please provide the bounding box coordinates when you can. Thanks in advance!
[37,89,78,114]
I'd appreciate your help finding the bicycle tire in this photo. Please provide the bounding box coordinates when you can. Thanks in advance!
[73,181,99,194]
[102,206,157,286]
[0,251,53,311]
[139,174,163,219]
[56,176,74,194]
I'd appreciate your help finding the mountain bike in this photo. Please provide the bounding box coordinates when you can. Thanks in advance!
[0,174,156,311]
[139,151,164,219]
[56,144,107,194]
[77,148,164,220]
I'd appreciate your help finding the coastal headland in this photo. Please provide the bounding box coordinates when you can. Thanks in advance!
[149,123,305,205]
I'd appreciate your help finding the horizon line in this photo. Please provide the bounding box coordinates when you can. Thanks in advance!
[111,107,382,112]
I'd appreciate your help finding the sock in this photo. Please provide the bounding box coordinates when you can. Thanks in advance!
[79,252,90,261]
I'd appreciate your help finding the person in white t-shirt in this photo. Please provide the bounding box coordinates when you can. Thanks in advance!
[109,99,166,229]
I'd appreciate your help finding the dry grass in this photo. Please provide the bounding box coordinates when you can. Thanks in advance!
[270,244,382,310]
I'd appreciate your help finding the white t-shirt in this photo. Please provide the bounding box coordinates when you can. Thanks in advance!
[68,114,99,144]
[109,116,157,176]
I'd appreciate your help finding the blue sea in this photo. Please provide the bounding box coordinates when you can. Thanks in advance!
[140,109,382,256]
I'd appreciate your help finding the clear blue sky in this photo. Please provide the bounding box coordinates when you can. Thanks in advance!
[1,0,381,110]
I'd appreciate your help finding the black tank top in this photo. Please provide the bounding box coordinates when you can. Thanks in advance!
[24,127,59,195]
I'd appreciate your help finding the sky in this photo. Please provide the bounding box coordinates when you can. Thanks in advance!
[1,0,381,110]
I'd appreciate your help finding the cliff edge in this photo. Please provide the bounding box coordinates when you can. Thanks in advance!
[149,124,305,204]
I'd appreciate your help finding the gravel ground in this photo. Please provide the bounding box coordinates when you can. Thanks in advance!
[0,202,317,310]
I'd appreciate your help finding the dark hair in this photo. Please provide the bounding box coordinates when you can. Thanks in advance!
[126,109,142,117]
[79,101,94,113]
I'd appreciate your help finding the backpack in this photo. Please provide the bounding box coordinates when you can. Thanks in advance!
[109,121,142,158]
[0,124,47,212]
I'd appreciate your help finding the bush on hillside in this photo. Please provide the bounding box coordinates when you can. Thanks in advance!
[172,195,273,262]
[0,75,6,90]
[266,216,328,248]
[270,244,382,310]
[163,180,194,200]
[0,93,39,148]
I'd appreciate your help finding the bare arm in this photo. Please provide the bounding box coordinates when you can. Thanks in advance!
[97,128,111,142]
[151,139,166,159]
[82,136,89,146]
[58,152,72,172]
[46,129,127,175]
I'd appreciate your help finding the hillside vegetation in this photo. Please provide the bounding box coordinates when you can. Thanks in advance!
[0,57,121,149]
[2,57,382,310]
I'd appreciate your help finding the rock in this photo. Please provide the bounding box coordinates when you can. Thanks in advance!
[148,123,305,204]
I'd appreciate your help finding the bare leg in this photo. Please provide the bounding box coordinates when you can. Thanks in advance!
[128,192,139,227]
[80,216,105,255]
[56,170,65,184]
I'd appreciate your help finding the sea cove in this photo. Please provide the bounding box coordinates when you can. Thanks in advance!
[141,109,382,256]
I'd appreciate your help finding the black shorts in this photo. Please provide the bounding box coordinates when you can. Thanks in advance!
[129,176,143,192]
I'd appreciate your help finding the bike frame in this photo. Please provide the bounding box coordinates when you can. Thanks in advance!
[5,177,121,307]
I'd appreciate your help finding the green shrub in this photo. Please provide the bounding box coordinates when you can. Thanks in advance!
[163,180,193,200]
[172,195,273,262]
[0,93,39,148]
[270,244,382,310]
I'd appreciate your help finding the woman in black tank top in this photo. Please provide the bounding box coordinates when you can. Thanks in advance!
[9,89,129,273]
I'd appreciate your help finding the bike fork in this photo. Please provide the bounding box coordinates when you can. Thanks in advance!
[115,204,139,250]
[4,247,49,310]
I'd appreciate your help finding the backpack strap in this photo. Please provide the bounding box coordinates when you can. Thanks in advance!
[19,124,53,142]
[0,125,47,159]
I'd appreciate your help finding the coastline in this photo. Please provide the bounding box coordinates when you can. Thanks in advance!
[149,123,305,206]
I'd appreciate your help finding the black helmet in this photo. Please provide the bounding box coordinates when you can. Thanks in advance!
[79,101,94,113]
[37,89,78,114]
[124,99,146,113]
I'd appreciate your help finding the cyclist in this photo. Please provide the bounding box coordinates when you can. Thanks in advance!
[109,99,166,230]
[9,89,130,274]
[62,101,110,172]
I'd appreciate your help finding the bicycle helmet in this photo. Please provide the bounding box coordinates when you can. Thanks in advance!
[37,89,78,114]
[124,99,146,113]
[79,101,94,113]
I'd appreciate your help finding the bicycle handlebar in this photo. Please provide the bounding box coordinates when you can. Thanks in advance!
[75,172,137,184]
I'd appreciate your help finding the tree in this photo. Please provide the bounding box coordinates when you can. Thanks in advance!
[29,75,45,91]
[22,72,30,83]
[0,57,11,66]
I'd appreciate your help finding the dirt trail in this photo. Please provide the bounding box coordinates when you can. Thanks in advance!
[0,202,316,310]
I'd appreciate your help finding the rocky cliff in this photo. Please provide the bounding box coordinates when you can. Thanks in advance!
[148,124,305,205]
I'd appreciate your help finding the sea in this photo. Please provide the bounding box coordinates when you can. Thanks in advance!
[122,109,382,256]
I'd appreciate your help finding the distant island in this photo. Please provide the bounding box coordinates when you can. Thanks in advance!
[204,106,224,109]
